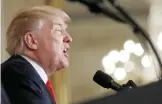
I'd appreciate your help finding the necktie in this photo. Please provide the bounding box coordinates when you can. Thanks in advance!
[46,80,56,102]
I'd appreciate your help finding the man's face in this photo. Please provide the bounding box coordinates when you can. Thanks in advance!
[37,17,72,73]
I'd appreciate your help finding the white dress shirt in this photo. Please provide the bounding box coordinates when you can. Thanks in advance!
[21,55,48,84]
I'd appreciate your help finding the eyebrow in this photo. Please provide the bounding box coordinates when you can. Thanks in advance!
[53,23,67,29]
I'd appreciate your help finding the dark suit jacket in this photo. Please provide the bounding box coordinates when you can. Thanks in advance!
[1,84,11,104]
[1,55,56,104]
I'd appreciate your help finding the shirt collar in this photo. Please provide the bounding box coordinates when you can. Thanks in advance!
[21,55,48,84]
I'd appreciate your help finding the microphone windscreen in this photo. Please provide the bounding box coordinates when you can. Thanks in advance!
[93,70,113,88]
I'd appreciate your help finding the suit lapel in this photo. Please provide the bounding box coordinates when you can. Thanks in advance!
[8,55,56,104]
[40,81,56,104]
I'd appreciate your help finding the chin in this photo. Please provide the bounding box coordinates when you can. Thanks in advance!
[62,62,69,68]
[56,62,69,71]
[62,59,69,68]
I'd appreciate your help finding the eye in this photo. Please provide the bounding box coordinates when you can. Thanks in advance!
[55,29,62,32]
[54,25,63,32]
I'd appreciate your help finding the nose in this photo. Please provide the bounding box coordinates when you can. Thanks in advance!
[64,33,72,43]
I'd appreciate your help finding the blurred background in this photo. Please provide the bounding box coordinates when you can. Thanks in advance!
[1,0,162,104]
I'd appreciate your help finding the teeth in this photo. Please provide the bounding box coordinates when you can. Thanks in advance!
[64,49,67,52]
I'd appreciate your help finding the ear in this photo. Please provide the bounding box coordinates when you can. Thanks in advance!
[24,32,38,50]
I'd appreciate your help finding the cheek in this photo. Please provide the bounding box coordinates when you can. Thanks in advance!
[51,37,63,53]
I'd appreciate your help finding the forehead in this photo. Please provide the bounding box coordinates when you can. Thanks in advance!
[51,17,68,28]
[42,17,68,30]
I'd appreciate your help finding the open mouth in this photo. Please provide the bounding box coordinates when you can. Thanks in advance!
[63,48,68,57]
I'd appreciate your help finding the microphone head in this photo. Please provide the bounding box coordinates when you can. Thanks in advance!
[93,70,113,88]
[93,70,122,91]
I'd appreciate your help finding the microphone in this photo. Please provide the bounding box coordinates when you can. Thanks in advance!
[93,70,137,92]
[93,70,122,91]
[67,0,126,23]
[68,0,103,13]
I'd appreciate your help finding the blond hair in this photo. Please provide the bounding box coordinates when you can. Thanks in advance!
[6,5,70,55]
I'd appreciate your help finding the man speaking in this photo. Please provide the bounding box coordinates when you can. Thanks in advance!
[1,5,72,104]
